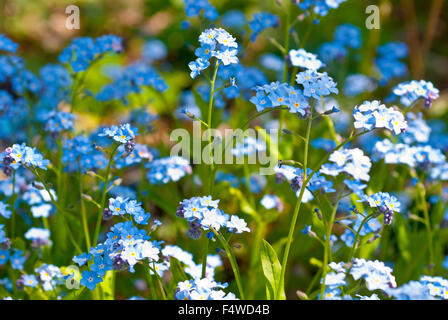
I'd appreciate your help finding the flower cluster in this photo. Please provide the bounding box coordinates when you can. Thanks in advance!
[249,12,279,42]
[189,28,239,79]
[349,259,397,291]
[175,278,237,300]
[59,35,123,72]
[295,70,338,99]
[96,63,168,104]
[343,74,376,97]
[0,34,18,53]
[289,49,324,70]
[0,202,11,219]
[361,192,401,225]
[250,82,310,117]
[145,156,192,185]
[337,212,382,247]
[321,259,396,299]
[373,139,446,169]
[98,123,138,151]
[386,276,448,300]
[42,111,76,134]
[320,148,372,182]
[232,136,266,157]
[104,197,151,225]
[183,0,218,21]
[318,23,361,63]
[352,100,407,134]
[114,143,153,169]
[375,42,408,85]
[176,196,250,239]
[274,165,335,203]
[1,143,49,174]
[62,135,108,172]
[298,0,347,17]
[24,228,51,247]
[393,80,439,108]
[74,220,161,290]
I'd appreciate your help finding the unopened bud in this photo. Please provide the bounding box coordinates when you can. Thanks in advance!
[296,290,309,300]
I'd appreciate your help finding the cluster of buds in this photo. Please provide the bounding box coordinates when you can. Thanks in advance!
[124,139,135,153]
[1,148,14,176]
[186,221,202,240]
[290,175,303,192]
[112,255,129,271]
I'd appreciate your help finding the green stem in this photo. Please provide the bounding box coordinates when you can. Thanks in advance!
[320,96,338,143]
[416,180,435,272]
[93,144,119,246]
[207,59,219,196]
[211,228,245,299]
[79,170,91,250]
[201,235,209,279]
[201,60,219,278]
[278,0,292,152]
[248,219,265,299]
[276,129,370,299]
[320,200,339,300]
[26,166,82,254]
[276,114,312,300]
[349,214,374,261]
[10,171,16,238]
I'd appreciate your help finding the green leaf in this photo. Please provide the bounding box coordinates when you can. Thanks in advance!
[314,192,334,222]
[99,270,115,300]
[396,215,411,262]
[167,256,191,296]
[260,239,285,300]
[11,237,26,251]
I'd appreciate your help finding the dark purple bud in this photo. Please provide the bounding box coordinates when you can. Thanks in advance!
[3,155,13,166]
[112,255,129,271]
[175,205,185,218]
[125,139,135,153]
[187,227,202,240]
[383,210,394,225]
[16,277,25,291]
[291,176,302,192]
[103,208,113,221]
[275,173,283,184]
[0,238,11,250]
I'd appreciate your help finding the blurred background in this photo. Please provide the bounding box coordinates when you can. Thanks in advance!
[0,0,447,87]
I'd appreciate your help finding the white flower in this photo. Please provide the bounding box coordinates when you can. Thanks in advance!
[226,215,250,234]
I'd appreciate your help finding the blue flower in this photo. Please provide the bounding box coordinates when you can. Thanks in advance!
[0,249,9,265]
[189,28,239,79]
[146,156,192,185]
[183,0,218,21]
[23,274,38,288]
[91,256,113,277]
[0,202,12,219]
[333,24,361,49]
[289,49,324,70]
[73,252,92,266]
[2,143,50,171]
[298,0,347,17]
[320,148,372,182]
[59,36,123,73]
[99,123,138,144]
[0,35,18,53]
[249,12,279,42]
[10,249,26,270]
[393,80,439,108]
[375,42,408,85]
[80,270,103,291]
